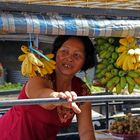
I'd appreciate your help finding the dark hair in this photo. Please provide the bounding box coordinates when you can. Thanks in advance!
[52,35,97,71]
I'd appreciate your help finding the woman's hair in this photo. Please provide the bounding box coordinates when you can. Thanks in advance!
[52,35,97,71]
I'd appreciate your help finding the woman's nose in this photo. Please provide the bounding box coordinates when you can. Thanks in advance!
[67,54,73,62]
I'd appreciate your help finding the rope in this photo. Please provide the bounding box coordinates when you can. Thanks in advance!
[28,33,50,61]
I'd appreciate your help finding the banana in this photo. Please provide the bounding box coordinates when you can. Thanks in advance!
[46,53,54,59]
[122,55,129,71]
[119,38,128,46]
[126,76,135,86]
[40,55,56,74]
[43,62,53,74]
[99,50,108,59]
[96,63,106,70]
[18,54,27,61]
[127,36,134,44]
[39,67,48,77]
[127,55,135,71]
[134,77,140,85]
[129,39,137,48]
[128,83,135,94]
[105,51,112,59]
[21,58,27,76]
[111,52,118,60]
[115,83,122,94]
[27,53,44,67]
[21,57,28,76]
[100,77,108,85]
[120,76,127,89]
[127,71,140,78]
[112,76,120,85]
[107,64,114,71]
[130,55,137,70]
[135,68,140,73]
[26,58,33,75]
[29,69,37,77]
[33,65,41,74]
[21,45,29,54]
[118,70,126,77]
[106,76,120,92]
[41,58,56,74]
[111,69,119,76]
[116,51,127,67]
[105,72,113,79]
[48,60,56,65]
[106,79,114,89]
[116,45,127,53]
[45,61,56,70]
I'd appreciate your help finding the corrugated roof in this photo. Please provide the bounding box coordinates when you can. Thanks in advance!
[2,0,140,10]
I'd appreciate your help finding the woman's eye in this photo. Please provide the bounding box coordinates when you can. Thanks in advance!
[60,49,68,55]
[73,53,82,59]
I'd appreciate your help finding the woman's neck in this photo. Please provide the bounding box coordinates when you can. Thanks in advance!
[55,72,73,92]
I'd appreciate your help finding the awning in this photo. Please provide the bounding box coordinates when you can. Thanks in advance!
[0,13,140,38]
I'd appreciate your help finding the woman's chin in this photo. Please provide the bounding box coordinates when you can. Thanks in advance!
[60,70,75,76]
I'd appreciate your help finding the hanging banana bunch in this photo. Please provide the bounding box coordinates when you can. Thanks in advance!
[18,45,56,77]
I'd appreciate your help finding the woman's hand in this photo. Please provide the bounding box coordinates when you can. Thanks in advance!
[51,91,81,114]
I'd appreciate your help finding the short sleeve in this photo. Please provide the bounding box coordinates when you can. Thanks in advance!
[81,83,90,96]
[72,76,91,96]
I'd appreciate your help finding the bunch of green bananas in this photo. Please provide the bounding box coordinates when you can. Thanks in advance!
[95,37,119,86]
[116,37,140,71]
[18,45,56,77]
[106,71,140,94]
[95,37,140,94]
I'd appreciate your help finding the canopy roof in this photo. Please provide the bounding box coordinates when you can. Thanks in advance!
[0,1,139,39]
[0,13,139,38]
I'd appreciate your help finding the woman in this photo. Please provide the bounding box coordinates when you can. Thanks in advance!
[0,35,97,140]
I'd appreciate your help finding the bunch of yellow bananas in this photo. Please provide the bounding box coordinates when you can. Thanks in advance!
[18,45,56,77]
[116,37,140,71]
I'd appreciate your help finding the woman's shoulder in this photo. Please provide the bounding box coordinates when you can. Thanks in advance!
[27,75,51,86]
[72,76,90,96]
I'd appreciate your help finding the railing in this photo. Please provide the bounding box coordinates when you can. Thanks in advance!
[0,94,140,139]
[0,95,140,107]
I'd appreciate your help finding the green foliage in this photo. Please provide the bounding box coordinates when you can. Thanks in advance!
[83,76,104,93]
[0,82,23,91]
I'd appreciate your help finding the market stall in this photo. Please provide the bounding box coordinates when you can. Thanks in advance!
[0,1,140,140]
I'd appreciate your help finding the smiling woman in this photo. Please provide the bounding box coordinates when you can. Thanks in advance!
[0,35,97,140]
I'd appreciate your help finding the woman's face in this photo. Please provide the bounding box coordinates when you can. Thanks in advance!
[56,37,85,76]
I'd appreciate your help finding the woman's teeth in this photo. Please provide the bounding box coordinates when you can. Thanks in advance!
[63,64,71,68]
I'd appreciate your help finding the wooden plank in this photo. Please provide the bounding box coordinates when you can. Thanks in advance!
[0,2,139,18]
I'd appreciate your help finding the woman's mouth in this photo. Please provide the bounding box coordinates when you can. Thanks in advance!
[62,63,73,69]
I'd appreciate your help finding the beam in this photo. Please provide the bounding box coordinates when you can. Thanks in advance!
[0,2,139,18]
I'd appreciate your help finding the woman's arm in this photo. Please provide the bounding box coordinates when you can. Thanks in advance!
[25,76,58,109]
[25,76,81,113]
[77,102,96,140]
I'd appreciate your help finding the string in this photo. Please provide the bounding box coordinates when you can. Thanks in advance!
[29,33,50,61]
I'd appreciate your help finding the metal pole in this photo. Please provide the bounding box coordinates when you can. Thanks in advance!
[105,101,109,129]
[0,95,140,107]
